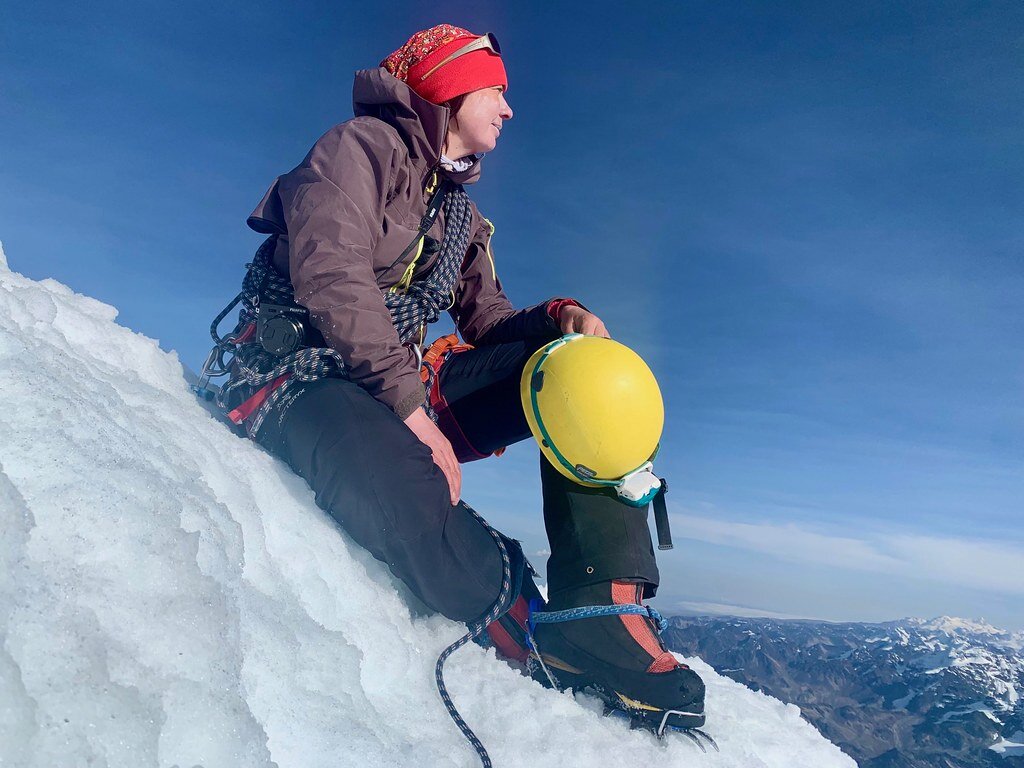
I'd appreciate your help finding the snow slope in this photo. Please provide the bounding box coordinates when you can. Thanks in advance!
[0,244,855,768]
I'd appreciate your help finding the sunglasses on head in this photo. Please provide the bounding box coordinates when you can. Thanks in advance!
[419,33,501,82]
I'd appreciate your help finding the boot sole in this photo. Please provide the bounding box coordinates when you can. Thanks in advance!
[533,654,707,732]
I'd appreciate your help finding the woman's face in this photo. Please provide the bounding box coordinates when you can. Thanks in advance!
[448,86,513,156]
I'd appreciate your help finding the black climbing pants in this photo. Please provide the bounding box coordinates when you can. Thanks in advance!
[256,337,660,623]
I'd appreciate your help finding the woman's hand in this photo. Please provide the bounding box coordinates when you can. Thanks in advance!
[559,305,611,338]
[403,406,462,505]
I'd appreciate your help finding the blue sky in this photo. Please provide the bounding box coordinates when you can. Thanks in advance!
[2,1,1021,629]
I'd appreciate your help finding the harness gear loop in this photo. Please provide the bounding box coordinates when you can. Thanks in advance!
[191,292,244,400]
[419,334,471,383]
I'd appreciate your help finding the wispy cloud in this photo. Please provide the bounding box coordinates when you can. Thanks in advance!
[671,600,819,621]
[674,511,1024,595]
[886,535,1024,595]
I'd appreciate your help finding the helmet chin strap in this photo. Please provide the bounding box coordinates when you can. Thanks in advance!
[613,467,673,552]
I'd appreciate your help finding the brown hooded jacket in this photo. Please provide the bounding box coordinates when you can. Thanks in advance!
[245,67,560,420]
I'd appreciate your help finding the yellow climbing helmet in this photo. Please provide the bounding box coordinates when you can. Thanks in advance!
[520,334,664,496]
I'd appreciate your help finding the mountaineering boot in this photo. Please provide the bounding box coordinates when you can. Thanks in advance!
[531,579,706,732]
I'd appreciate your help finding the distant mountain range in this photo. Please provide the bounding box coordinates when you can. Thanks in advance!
[665,615,1024,768]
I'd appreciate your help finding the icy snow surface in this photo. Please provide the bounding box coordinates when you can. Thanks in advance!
[0,245,855,767]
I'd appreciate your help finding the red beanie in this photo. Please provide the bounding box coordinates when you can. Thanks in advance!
[381,24,507,105]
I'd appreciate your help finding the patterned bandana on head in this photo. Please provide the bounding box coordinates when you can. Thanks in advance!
[381,24,508,105]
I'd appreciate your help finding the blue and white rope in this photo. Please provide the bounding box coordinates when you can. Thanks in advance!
[434,503,514,768]
[529,603,669,634]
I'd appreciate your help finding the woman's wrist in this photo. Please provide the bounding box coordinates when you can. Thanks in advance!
[546,298,583,324]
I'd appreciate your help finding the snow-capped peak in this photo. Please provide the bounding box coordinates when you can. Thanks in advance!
[912,616,1007,638]
[899,616,1024,652]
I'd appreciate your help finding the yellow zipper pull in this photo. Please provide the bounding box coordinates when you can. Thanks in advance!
[482,217,497,281]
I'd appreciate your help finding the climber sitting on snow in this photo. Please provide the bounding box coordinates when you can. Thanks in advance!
[210,24,705,734]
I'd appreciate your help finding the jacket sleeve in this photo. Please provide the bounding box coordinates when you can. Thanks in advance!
[452,211,564,346]
[275,121,426,420]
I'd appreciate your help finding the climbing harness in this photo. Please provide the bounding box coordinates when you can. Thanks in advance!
[417,333,509,463]
[194,173,471,436]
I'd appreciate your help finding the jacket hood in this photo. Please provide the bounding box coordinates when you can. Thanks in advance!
[352,67,483,186]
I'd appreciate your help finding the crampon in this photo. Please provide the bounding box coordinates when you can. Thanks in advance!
[602,699,718,751]
[528,658,719,750]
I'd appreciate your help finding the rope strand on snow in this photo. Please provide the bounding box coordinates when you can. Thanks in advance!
[434,503,514,768]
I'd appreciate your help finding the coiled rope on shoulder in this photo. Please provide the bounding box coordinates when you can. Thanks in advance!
[213,181,473,436]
